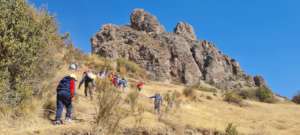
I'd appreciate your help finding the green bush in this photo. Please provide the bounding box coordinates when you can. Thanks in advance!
[238,89,257,100]
[292,91,300,104]
[117,58,146,78]
[224,92,243,106]
[256,87,276,103]
[225,123,239,135]
[0,0,63,115]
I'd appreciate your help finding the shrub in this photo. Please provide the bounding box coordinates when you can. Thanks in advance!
[126,91,139,112]
[0,0,62,115]
[93,79,129,134]
[238,89,257,100]
[292,91,300,104]
[116,58,146,78]
[256,87,277,103]
[225,123,239,135]
[183,87,197,100]
[206,96,213,100]
[164,91,182,111]
[224,92,243,106]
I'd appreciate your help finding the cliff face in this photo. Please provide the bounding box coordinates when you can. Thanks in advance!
[91,9,265,90]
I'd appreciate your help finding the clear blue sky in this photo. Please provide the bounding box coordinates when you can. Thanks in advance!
[30,0,300,98]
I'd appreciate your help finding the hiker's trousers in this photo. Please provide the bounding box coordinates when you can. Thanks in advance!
[55,91,72,121]
[84,82,95,99]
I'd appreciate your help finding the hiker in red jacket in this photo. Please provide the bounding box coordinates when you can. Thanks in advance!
[136,82,144,92]
[54,74,77,125]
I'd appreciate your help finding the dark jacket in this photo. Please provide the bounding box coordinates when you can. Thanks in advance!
[57,76,76,98]
[79,73,94,88]
[150,94,163,106]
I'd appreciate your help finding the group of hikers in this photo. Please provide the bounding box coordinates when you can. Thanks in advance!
[54,64,162,125]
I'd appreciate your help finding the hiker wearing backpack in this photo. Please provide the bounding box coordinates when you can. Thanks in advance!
[118,77,128,91]
[78,70,96,100]
[54,74,77,125]
[149,93,163,115]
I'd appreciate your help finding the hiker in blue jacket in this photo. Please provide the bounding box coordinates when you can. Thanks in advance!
[118,78,128,91]
[149,93,163,114]
[54,74,77,125]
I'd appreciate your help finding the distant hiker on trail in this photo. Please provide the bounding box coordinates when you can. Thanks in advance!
[117,77,128,91]
[78,70,96,100]
[149,93,163,115]
[112,74,119,87]
[98,70,107,79]
[54,74,77,125]
[136,82,144,92]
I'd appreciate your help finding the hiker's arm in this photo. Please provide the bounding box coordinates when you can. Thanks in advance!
[78,76,85,89]
[149,96,155,99]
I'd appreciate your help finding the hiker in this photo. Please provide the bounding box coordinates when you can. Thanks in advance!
[54,73,77,125]
[78,70,96,100]
[136,82,144,92]
[149,93,163,114]
[117,78,128,91]
[112,74,119,87]
[98,70,107,79]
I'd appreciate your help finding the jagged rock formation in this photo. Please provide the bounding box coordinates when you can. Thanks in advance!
[91,9,266,90]
[130,9,164,34]
[174,22,197,40]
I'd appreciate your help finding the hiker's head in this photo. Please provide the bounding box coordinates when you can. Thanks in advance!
[69,64,77,71]
[155,93,160,96]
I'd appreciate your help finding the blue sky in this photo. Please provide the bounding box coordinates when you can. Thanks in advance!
[30,0,300,98]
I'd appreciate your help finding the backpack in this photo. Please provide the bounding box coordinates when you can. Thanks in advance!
[57,76,73,93]
[87,72,96,80]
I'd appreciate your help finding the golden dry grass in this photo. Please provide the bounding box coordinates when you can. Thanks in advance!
[1,74,300,135]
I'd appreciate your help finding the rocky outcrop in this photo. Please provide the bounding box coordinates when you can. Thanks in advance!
[130,9,164,34]
[253,75,266,87]
[174,22,197,40]
[91,9,267,90]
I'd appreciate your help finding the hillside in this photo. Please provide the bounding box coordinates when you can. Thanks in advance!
[1,69,300,135]
[1,1,300,135]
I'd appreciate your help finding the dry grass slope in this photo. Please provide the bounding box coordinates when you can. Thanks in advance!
[0,46,299,135]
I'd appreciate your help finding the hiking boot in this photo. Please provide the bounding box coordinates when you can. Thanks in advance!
[53,120,62,125]
[65,117,72,123]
